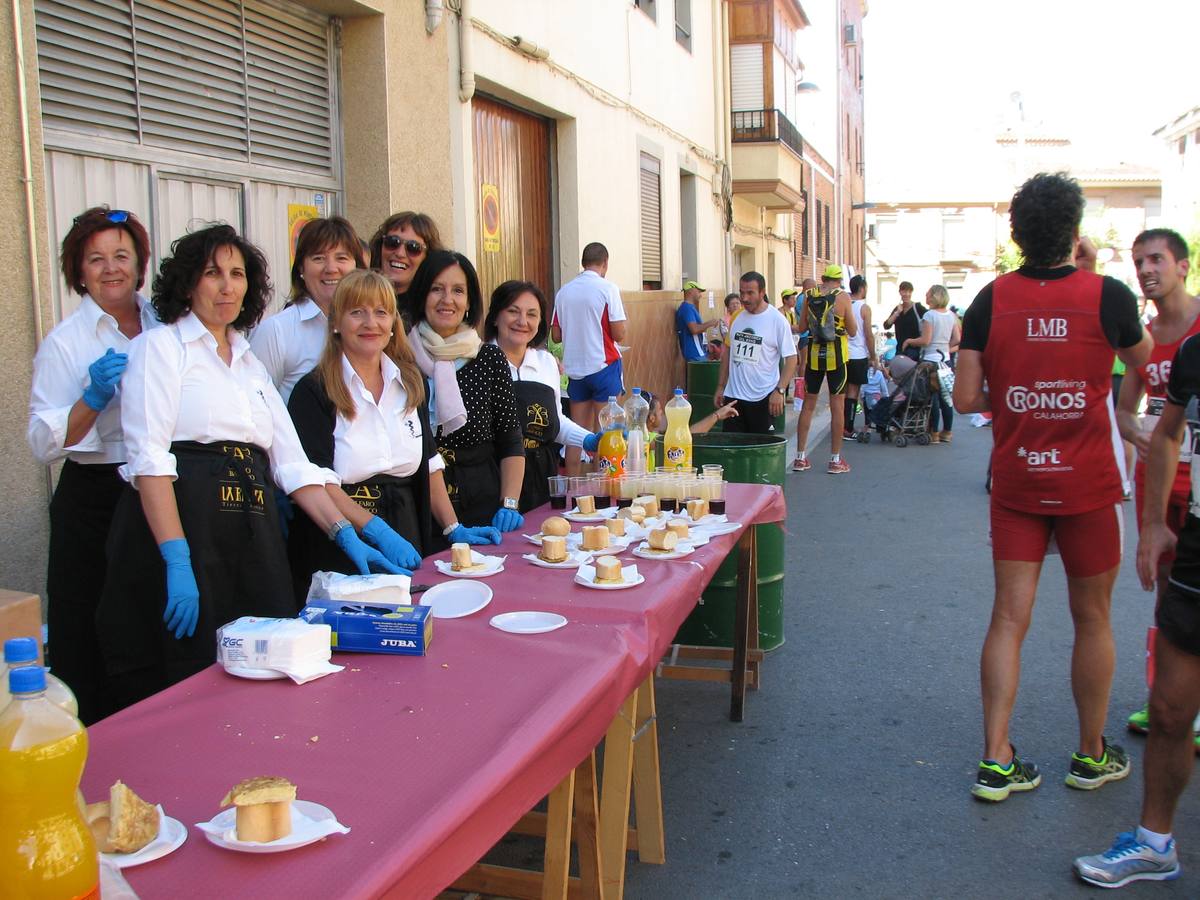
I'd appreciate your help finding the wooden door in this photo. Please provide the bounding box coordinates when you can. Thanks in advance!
[472,96,554,301]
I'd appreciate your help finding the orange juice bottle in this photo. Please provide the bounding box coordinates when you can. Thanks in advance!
[596,395,627,476]
[0,666,98,899]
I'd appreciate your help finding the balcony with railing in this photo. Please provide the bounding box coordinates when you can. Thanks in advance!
[729,108,806,212]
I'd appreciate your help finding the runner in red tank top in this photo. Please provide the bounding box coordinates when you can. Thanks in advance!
[1113,230,1200,740]
[955,174,1151,803]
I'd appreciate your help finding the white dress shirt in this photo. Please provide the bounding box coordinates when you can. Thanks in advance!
[249,298,327,403]
[496,343,591,447]
[28,293,160,465]
[332,354,446,484]
[120,311,336,495]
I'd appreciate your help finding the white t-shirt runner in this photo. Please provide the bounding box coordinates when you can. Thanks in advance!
[551,270,627,379]
[725,305,796,402]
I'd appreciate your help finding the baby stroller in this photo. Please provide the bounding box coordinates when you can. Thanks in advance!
[869,358,939,447]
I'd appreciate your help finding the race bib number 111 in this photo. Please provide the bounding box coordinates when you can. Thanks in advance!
[731,330,763,364]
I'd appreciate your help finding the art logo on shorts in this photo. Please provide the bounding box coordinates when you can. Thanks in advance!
[1025,317,1068,342]
[1017,445,1071,472]
[1004,380,1087,420]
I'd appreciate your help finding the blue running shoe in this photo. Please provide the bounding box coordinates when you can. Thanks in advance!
[1074,831,1180,888]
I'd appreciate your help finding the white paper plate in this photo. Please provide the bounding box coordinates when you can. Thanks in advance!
[522,550,592,569]
[418,580,493,618]
[102,807,187,869]
[197,800,349,854]
[692,521,742,538]
[489,611,568,634]
[632,542,695,561]
[564,507,616,522]
[683,512,728,526]
[223,666,287,681]
[574,563,645,590]
[524,531,580,547]
[434,551,506,578]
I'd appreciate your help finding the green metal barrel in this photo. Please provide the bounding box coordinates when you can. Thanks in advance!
[686,360,786,432]
[670,432,787,650]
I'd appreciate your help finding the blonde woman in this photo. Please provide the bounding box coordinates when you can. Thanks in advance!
[903,284,961,442]
[287,270,499,600]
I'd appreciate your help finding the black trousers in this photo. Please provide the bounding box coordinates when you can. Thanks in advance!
[46,460,124,725]
[722,395,775,435]
[97,442,295,715]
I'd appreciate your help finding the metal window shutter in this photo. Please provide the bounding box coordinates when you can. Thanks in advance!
[639,154,662,282]
[730,44,763,111]
[244,0,333,173]
[35,0,139,140]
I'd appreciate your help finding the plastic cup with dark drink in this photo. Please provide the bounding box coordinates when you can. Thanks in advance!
[590,474,612,509]
[710,480,727,515]
[548,475,568,510]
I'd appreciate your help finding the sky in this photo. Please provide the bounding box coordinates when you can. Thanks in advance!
[860,0,1200,201]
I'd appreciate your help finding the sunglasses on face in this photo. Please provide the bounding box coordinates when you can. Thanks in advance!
[381,235,425,255]
[74,209,131,226]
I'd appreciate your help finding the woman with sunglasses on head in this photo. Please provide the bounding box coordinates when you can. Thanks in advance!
[287,271,500,602]
[368,211,443,326]
[250,216,365,403]
[96,225,403,713]
[484,280,601,511]
[27,207,157,724]
[407,251,525,532]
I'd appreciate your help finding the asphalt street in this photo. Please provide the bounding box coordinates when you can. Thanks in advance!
[623,416,1200,899]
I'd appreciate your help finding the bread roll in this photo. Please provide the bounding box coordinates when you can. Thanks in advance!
[539,534,567,562]
[451,543,475,571]
[633,495,660,517]
[542,516,571,537]
[595,555,623,583]
[575,494,596,514]
[666,520,689,540]
[222,776,296,843]
[648,529,679,552]
[605,517,626,537]
[687,498,708,519]
[617,506,645,523]
[581,525,610,551]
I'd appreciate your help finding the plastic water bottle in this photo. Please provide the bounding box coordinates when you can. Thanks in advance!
[596,396,627,476]
[663,388,693,470]
[0,666,98,899]
[1,637,77,716]
[624,388,651,475]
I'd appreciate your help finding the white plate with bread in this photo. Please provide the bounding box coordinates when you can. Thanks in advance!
[632,542,695,561]
[434,546,506,578]
[574,559,645,590]
[87,781,187,868]
[691,521,742,538]
[522,548,592,569]
[196,777,349,853]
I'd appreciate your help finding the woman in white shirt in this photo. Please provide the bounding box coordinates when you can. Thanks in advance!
[250,216,365,403]
[484,280,599,510]
[97,225,402,713]
[902,284,962,443]
[27,207,158,723]
[287,271,499,601]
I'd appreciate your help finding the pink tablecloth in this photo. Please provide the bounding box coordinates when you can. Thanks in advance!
[84,484,784,899]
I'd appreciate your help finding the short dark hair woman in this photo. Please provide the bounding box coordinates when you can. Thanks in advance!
[407,251,525,531]
[27,206,157,723]
[97,224,402,714]
[484,280,599,510]
[369,211,444,324]
[250,216,366,402]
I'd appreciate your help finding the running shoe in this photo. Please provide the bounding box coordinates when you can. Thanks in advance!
[1065,737,1131,790]
[842,429,856,440]
[792,457,811,472]
[971,750,1041,802]
[1073,831,1180,888]
[827,458,851,475]
[1127,704,1149,735]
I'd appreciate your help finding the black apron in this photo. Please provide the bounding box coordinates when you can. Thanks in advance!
[46,460,124,725]
[287,474,421,606]
[512,378,561,513]
[438,442,501,528]
[97,441,295,715]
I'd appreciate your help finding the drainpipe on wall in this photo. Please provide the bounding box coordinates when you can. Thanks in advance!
[457,0,475,103]
[425,0,443,34]
[12,0,43,348]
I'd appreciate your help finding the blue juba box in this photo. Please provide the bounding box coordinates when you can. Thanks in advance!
[300,602,433,655]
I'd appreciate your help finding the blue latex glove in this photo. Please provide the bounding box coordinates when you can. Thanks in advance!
[82,348,128,412]
[491,507,524,533]
[582,431,601,452]
[334,525,408,576]
[449,523,501,546]
[362,516,422,570]
[158,538,199,640]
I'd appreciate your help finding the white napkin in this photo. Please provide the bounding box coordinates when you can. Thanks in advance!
[434,551,505,574]
[578,562,639,584]
[195,802,350,846]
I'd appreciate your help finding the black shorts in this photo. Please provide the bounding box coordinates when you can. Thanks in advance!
[805,365,848,397]
[846,358,869,386]
[722,395,774,434]
[1158,582,1200,657]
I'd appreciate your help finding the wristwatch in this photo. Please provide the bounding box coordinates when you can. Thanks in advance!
[774,387,786,395]
[327,518,352,541]
[502,497,519,511]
